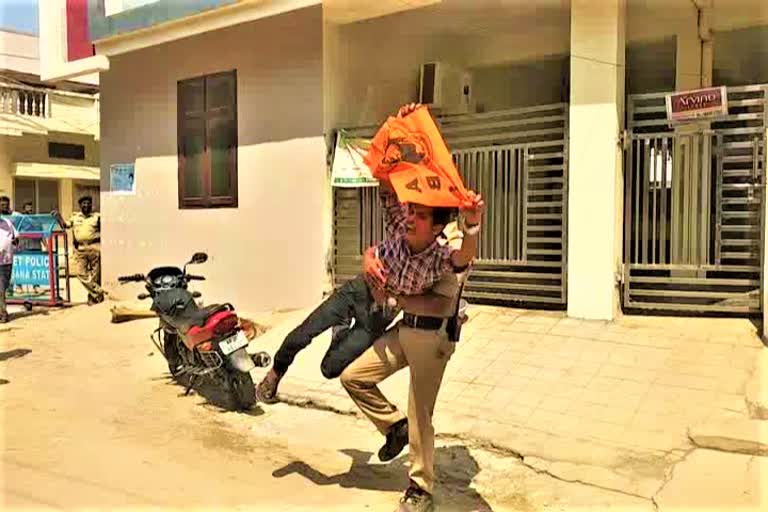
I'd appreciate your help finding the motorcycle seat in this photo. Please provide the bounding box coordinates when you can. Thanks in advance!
[161,303,235,334]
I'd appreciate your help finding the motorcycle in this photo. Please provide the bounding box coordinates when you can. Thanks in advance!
[118,252,270,410]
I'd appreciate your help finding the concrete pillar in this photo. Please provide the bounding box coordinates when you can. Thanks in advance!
[60,178,74,221]
[675,6,702,91]
[675,0,714,91]
[763,129,768,341]
[699,2,714,88]
[0,138,12,199]
[322,18,342,294]
[567,0,626,320]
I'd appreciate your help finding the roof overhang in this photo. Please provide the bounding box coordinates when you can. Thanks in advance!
[324,0,442,24]
[14,162,100,181]
[94,0,320,57]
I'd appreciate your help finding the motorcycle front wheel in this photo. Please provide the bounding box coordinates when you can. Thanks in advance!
[227,370,256,411]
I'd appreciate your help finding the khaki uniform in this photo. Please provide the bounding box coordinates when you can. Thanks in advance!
[340,225,467,494]
[68,212,103,300]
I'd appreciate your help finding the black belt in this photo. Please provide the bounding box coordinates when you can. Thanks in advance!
[402,313,444,331]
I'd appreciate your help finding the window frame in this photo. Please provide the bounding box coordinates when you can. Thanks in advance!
[177,69,238,209]
[48,141,86,160]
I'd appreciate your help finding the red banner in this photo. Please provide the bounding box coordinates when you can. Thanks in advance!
[66,0,94,62]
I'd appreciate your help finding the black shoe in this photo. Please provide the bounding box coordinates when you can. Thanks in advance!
[255,368,283,404]
[378,418,408,462]
[397,483,434,512]
[87,294,105,306]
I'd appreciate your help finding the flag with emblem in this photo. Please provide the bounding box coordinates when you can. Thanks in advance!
[364,106,470,207]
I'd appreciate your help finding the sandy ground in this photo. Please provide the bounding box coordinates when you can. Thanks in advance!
[0,304,654,511]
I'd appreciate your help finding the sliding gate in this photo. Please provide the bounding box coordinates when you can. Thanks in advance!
[624,85,768,314]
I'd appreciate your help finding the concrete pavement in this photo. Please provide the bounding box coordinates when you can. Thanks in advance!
[246,303,767,509]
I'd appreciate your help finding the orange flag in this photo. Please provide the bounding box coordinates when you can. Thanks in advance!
[364,106,470,208]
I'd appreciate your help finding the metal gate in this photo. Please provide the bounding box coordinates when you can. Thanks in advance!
[623,84,767,314]
[333,103,569,307]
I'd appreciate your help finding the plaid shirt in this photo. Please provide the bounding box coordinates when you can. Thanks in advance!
[376,189,455,296]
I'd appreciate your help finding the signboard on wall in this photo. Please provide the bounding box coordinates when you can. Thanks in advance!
[12,253,50,286]
[331,132,379,188]
[109,163,135,194]
[665,86,728,123]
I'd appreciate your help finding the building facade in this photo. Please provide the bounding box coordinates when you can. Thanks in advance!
[0,29,100,222]
[39,0,768,324]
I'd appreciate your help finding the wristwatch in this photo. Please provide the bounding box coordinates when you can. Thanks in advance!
[460,216,481,236]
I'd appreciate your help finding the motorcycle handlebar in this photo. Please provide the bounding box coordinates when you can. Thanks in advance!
[118,273,145,283]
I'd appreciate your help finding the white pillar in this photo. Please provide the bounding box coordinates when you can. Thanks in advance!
[322,18,342,294]
[763,129,768,341]
[567,0,627,320]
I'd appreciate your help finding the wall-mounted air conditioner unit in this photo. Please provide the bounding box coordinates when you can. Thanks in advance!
[419,62,473,114]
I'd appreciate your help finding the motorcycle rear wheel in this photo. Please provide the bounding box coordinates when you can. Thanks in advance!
[228,371,256,410]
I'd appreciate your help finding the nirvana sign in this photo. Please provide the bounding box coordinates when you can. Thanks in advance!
[665,86,728,123]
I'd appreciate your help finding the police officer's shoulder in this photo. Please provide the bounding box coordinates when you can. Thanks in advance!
[431,271,461,298]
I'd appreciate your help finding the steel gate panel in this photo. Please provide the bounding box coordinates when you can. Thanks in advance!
[623,84,767,314]
[332,103,569,307]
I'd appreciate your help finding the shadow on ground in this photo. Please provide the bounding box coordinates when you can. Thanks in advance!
[159,373,265,417]
[272,445,494,511]
[6,307,53,322]
[0,348,32,362]
[0,348,33,386]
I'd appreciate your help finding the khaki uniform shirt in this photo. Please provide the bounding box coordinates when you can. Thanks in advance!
[406,221,469,318]
[69,212,100,245]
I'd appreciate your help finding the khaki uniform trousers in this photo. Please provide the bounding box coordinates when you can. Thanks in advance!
[72,242,104,300]
[340,323,455,494]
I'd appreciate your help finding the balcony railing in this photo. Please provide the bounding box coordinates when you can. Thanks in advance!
[0,83,50,118]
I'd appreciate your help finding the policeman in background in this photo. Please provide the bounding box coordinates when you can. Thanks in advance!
[53,196,105,305]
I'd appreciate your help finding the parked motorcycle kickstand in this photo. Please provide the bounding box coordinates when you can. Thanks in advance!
[184,374,197,396]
